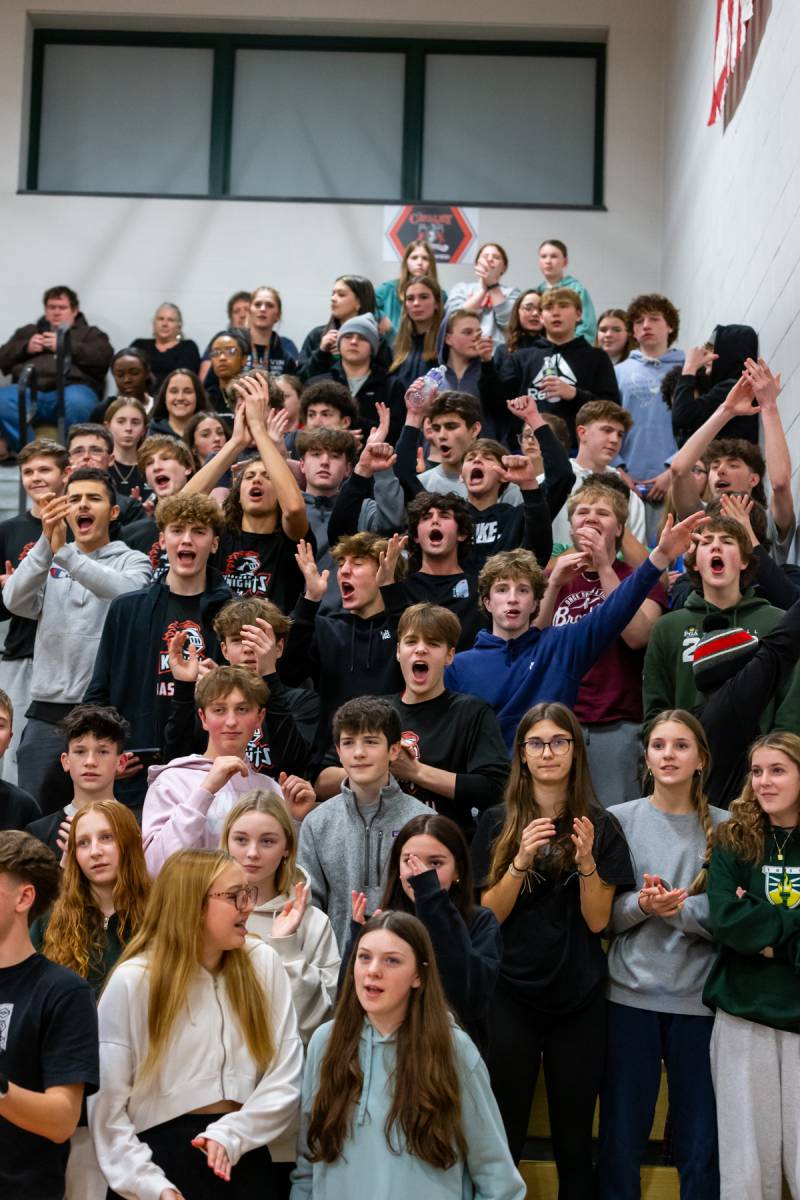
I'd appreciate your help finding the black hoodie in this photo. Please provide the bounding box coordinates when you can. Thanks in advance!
[671,324,759,445]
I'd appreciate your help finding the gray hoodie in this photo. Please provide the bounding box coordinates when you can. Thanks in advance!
[297,777,430,948]
[2,534,152,705]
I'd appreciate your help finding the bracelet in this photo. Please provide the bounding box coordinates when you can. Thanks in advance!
[508,860,527,879]
[577,865,597,878]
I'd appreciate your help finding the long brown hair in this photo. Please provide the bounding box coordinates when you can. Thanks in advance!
[380,814,476,923]
[43,800,149,979]
[390,275,443,373]
[506,288,541,353]
[111,850,275,1078]
[716,732,800,864]
[487,703,597,887]
[307,912,468,1169]
[643,710,714,893]
[398,241,441,295]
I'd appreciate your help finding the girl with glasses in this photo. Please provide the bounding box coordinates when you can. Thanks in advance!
[89,849,303,1200]
[471,701,634,1189]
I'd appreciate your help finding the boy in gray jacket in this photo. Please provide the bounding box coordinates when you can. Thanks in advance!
[3,467,151,805]
[297,696,430,948]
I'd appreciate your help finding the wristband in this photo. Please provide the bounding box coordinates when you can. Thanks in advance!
[509,860,527,879]
[577,865,597,878]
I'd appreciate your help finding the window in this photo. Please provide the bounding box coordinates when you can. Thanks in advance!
[27,31,606,208]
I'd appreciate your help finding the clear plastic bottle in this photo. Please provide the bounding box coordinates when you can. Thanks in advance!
[408,364,448,411]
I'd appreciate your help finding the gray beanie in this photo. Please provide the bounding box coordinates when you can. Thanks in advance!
[338,313,379,355]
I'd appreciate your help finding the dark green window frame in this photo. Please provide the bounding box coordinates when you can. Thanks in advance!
[26,28,606,208]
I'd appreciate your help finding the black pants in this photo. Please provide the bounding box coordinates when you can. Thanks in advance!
[487,983,606,1197]
[106,1113,274,1200]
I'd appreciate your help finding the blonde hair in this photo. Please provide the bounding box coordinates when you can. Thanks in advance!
[717,732,800,864]
[221,791,300,897]
[112,850,275,1078]
[643,711,714,894]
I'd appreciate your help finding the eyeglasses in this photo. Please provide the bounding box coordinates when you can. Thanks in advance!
[517,432,538,448]
[209,346,240,359]
[207,884,258,911]
[69,446,107,461]
[691,465,709,476]
[523,736,573,755]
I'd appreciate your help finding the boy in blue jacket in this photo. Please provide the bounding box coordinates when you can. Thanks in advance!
[445,510,705,748]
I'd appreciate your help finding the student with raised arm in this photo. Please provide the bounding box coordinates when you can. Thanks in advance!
[669,357,795,562]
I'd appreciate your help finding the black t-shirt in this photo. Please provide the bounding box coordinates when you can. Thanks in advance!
[213,527,308,614]
[383,571,485,652]
[0,510,43,659]
[0,780,40,831]
[0,953,98,1200]
[471,803,634,1012]
[121,516,168,580]
[109,461,150,500]
[155,592,205,728]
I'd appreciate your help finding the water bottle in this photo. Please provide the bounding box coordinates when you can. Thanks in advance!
[408,364,448,411]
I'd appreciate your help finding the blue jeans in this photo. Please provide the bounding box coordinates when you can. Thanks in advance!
[0,383,98,447]
[596,1002,719,1200]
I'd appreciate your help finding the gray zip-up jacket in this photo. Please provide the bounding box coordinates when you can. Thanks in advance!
[2,534,152,704]
[297,777,430,948]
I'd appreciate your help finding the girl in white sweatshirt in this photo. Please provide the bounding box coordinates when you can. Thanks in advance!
[89,848,303,1200]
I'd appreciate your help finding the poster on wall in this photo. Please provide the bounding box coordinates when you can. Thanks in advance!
[708,0,755,124]
[383,204,478,264]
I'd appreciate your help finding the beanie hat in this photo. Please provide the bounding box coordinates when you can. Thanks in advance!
[338,313,379,356]
[692,625,759,693]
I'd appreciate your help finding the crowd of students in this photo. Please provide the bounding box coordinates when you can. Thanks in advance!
[0,243,799,1200]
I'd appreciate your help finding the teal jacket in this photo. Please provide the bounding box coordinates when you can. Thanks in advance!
[290,1018,525,1200]
[536,272,597,341]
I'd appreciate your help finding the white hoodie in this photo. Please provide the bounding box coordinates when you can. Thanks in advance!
[89,937,302,1200]
[248,866,340,1050]
[142,755,281,875]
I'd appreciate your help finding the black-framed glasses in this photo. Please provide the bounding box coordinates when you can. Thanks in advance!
[207,884,258,911]
[523,736,573,755]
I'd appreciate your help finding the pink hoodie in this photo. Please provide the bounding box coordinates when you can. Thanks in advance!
[142,755,282,876]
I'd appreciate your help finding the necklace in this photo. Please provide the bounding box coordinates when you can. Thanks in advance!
[771,827,795,862]
[112,461,137,485]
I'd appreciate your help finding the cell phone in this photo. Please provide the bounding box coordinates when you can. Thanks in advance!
[127,747,161,769]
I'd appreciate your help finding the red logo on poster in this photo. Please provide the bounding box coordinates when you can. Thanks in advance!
[387,205,476,264]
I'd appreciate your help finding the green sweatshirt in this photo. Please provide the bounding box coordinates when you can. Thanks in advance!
[642,587,800,731]
[703,832,800,1032]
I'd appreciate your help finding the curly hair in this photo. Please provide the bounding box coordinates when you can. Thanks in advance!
[406,491,473,571]
[43,801,149,978]
[683,515,758,592]
[716,732,800,864]
[626,294,680,346]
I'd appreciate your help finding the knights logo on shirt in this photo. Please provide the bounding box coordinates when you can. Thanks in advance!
[223,550,272,595]
[245,725,272,772]
[158,620,205,675]
[761,864,800,908]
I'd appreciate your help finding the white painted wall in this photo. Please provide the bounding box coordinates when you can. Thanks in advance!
[662,0,800,467]
[0,0,667,367]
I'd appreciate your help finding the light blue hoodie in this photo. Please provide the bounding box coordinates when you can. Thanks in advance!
[615,347,685,479]
[290,1018,525,1200]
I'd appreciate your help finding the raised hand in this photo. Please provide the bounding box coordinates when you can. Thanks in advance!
[548,549,590,586]
[356,441,396,478]
[722,372,759,417]
[271,881,310,938]
[506,394,544,428]
[278,772,317,823]
[652,510,709,568]
[477,335,494,362]
[240,618,279,676]
[367,401,391,445]
[683,344,717,375]
[320,328,339,354]
[743,357,781,409]
[266,405,290,449]
[719,492,757,545]
[168,629,201,683]
[515,817,556,870]
[294,539,329,602]
[376,532,408,587]
[573,524,612,571]
[205,756,250,795]
[571,815,596,870]
[351,890,381,925]
[40,492,71,553]
[501,453,539,491]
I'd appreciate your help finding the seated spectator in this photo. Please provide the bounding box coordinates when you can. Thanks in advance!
[388,275,444,390]
[445,243,520,350]
[297,696,430,948]
[643,514,800,730]
[535,238,598,341]
[121,434,197,574]
[26,705,129,856]
[204,328,249,409]
[245,286,301,377]
[132,302,201,388]
[84,492,231,810]
[550,399,646,549]
[504,289,546,356]
[163,595,320,786]
[4,469,151,807]
[0,688,40,828]
[0,285,113,450]
[378,492,483,651]
[615,293,684,543]
[34,798,149,993]
[669,360,796,563]
[595,307,633,365]
[103,398,149,498]
[480,287,619,448]
[275,373,303,432]
[348,813,501,1049]
[91,345,155,421]
[669,324,759,446]
[222,791,340,1046]
[446,511,704,747]
[183,376,310,611]
[300,274,392,380]
[0,829,98,1200]
[0,438,69,782]
[66,423,145,528]
[142,665,278,873]
[537,481,667,806]
[316,603,509,831]
[307,313,405,443]
[376,240,446,341]
[436,308,492,401]
[182,411,228,470]
[147,368,211,440]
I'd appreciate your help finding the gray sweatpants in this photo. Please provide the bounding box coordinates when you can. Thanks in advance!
[710,1008,800,1200]
[582,720,643,809]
